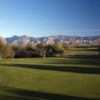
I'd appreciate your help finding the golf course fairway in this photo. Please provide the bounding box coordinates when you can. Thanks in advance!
[0,58,100,100]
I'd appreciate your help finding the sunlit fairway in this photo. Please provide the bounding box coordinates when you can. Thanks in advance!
[66,45,99,56]
[0,58,100,100]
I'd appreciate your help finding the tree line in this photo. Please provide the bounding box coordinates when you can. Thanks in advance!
[0,41,69,58]
[0,40,100,59]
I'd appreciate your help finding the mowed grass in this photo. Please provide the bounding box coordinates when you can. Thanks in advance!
[66,45,99,55]
[0,58,100,100]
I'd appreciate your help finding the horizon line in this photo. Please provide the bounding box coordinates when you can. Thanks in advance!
[1,34,100,38]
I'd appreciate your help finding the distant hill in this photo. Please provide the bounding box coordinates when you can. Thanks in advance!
[0,36,7,44]
[0,35,100,45]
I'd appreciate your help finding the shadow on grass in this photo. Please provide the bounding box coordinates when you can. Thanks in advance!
[48,57,100,64]
[73,46,99,48]
[0,86,99,100]
[65,55,100,61]
[71,49,98,51]
[0,63,100,74]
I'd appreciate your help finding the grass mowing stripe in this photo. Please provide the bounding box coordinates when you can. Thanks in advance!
[0,70,10,91]
[0,58,100,100]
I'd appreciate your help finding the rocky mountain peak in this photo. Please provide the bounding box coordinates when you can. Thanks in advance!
[0,35,100,45]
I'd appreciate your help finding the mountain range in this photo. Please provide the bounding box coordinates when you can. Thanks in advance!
[0,35,100,45]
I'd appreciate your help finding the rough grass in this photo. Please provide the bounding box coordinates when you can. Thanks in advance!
[0,58,100,100]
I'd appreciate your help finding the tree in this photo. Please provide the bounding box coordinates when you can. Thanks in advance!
[99,41,100,55]
[46,43,66,57]
[0,40,5,57]
[63,43,69,51]
[0,41,15,58]
[46,44,54,57]
[4,44,15,58]
[36,43,45,49]
[36,43,45,57]
[12,45,26,58]
[53,43,66,56]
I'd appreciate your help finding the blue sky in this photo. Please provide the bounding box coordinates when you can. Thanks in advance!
[0,0,100,38]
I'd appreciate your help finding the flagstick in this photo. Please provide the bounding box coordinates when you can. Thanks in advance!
[44,54,45,63]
